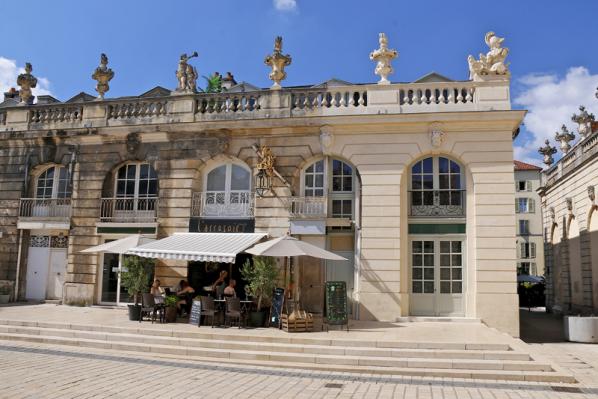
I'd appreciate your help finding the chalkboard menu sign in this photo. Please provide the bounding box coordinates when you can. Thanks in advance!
[325,281,348,326]
[270,288,285,328]
[189,300,201,326]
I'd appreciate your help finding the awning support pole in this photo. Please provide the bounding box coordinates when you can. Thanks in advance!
[116,253,122,305]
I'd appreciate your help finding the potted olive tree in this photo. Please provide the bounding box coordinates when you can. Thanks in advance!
[120,256,152,321]
[241,256,278,327]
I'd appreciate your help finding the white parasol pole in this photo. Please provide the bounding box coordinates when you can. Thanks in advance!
[116,253,122,305]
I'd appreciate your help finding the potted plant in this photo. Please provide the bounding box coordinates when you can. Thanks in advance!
[164,295,179,323]
[241,256,278,327]
[0,285,10,304]
[120,256,151,321]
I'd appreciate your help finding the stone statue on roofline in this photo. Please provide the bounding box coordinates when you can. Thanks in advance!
[91,53,114,100]
[571,106,595,139]
[468,31,509,81]
[17,62,37,105]
[369,33,398,85]
[538,139,557,166]
[264,36,292,90]
[175,52,198,93]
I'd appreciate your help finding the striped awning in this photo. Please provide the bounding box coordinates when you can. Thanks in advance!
[127,232,267,263]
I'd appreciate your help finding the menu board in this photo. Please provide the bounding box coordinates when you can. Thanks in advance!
[325,281,348,326]
[189,300,201,326]
[270,287,285,328]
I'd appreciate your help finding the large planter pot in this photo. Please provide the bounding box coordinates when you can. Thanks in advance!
[0,294,9,304]
[128,304,141,321]
[249,310,267,327]
[564,316,598,343]
[165,306,178,323]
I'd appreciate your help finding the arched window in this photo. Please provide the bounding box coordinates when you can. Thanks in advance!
[115,163,158,198]
[202,162,252,217]
[410,156,464,217]
[36,166,71,199]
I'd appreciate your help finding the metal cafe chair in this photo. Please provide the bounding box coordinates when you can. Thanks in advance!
[225,297,243,328]
[140,293,163,323]
[199,296,219,328]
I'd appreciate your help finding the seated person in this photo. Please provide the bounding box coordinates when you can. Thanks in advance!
[150,279,165,304]
[176,280,195,316]
[223,279,237,298]
[211,270,228,298]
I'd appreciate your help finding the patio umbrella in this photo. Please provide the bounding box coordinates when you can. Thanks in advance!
[517,274,544,284]
[80,234,155,304]
[245,235,346,307]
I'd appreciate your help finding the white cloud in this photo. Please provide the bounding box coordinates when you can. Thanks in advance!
[0,57,52,102]
[514,67,598,165]
[273,0,297,11]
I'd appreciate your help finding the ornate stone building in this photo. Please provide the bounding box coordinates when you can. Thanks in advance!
[0,33,524,335]
[539,96,598,315]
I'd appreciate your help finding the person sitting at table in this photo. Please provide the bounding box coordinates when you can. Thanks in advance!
[176,280,195,316]
[223,279,237,298]
[150,279,165,304]
[211,270,228,298]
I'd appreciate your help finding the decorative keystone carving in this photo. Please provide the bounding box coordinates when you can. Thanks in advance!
[467,32,509,81]
[319,126,334,155]
[571,106,595,139]
[17,62,37,105]
[175,52,198,93]
[554,125,575,153]
[264,36,291,90]
[430,130,445,148]
[566,197,573,214]
[538,139,557,166]
[126,132,141,155]
[588,185,595,202]
[369,33,398,85]
[91,53,114,100]
[549,207,555,221]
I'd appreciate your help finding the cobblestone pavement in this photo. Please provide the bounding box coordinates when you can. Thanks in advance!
[1,341,597,399]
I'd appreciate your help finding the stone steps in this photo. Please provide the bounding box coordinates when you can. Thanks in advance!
[0,319,576,382]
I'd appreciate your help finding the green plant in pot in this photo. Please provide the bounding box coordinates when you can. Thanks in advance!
[120,256,152,321]
[0,285,11,304]
[164,295,179,323]
[241,256,278,327]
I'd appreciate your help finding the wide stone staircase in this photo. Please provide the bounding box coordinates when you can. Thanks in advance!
[0,318,575,383]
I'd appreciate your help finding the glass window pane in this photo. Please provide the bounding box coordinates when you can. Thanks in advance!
[412,241,422,253]
[423,158,433,173]
[451,192,461,206]
[305,175,313,187]
[440,281,451,294]
[126,165,136,179]
[440,241,450,253]
[439,191,449,205]
[452,255,462,266]
[343,200,352,215]
[452,282,462,293]
[332,177,341,191]
[423,282,434,293]
[207,166,226,191]
[423,174,433,189]
[423,241,434,253]
[439,157,449,173]
[423,191,433,205]
[332,160,341,175]
[148,180,157,196]
[343,177,352,192]
[424,268,434,280]
[439,175,449,189]
[46,167,54,179]
[231,165,250,190]
[343,163,352,175]
[451,175,460,190]
[412,176,421,190]
[315,174,324,188]
[412,281,422,293]
[117,166,126,179]
[332,200,341,215]
[412,161,421,174]
[314,189,324,197]
[450,161,460,174]
[138,180,148,196]
[412,254,422,266]
[440,254,450,267]
[315,160,324,173]
[139,164,148,179]
[424,255,434,266]
[452,268,462,280]
[412,192,422,206]
[451,241,461,253]
[413,268,422,280]
[126,181,135,196]
[440,268,450,280]
[116,181,125,196]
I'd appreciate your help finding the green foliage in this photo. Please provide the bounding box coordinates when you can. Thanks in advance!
[241,256,279,310]
[164,295,178,308]
[202,73,222,93]
[0,286,11,295]
[120,256,153,305]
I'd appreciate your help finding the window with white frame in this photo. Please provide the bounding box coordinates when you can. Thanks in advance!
[115,163,158,198]
[519,242,536,259]
[36,166,71,199]
[516,198,535,213]
[203,162,251,216]
[410,156,464,216]
[516,180,532,192]
[518,219,530,235]
[517,262,537,276]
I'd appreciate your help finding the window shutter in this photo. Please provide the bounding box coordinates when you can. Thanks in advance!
[531,243,536,258]
[529,199,535,213]
[515,182,519,192]
[515,199,520,213]
[527,181,532,191]
[519,243,525,258]
[531,262,537,275]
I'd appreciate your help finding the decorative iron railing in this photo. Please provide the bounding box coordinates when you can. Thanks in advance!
[409,190,465,217]
[19,198,72,219]
[287,196,328,218]
[100,197,158,223]
[191,191,254,218]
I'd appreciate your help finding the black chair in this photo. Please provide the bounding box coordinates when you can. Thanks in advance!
[200,296,219,328]
[225,297,243,328]
[140,293,163,323]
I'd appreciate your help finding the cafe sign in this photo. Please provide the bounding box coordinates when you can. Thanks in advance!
[189,218,255,233]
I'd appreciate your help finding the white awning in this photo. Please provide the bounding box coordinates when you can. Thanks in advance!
[127,232,267,263]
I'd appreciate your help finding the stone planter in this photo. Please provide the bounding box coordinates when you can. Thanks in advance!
[564,316,598,343]
[165,306,178,323]
[0,294,9,304]
[127,304,141,321]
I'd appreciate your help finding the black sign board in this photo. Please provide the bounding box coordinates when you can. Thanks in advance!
[325,281,348,326]
[189,300,201,326]
[270,287,285,328]
[189,218,255,233]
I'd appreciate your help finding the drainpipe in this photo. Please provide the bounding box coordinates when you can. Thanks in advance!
[14,230,24,301]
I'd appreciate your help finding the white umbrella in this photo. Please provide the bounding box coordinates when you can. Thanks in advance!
[80,234,155,305]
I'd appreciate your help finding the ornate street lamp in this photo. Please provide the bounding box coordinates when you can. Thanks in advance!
[255,145,275,197]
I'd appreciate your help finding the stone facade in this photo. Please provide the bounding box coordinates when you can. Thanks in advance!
[0,38,524,336]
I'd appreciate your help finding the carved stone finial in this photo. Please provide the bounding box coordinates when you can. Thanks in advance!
[175,52,198,93]
[467,31,509,81]
[264,36,292,90]
[571,106,595,139]
[16,62,38,105]
[91,53,115,100]
[566,197,573,213]
[369,33,398,85]
[588,185,595,202]
[554,125,575,153]
[538,139,557,166]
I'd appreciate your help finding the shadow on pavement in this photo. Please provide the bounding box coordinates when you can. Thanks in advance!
[519,307,566,343]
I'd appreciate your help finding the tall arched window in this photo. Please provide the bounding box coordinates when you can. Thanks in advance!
[410,156,464,217]
[36,166,71,199]
[115,163,158,199]
[202,162,252,217]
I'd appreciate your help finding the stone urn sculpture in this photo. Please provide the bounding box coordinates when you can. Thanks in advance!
[264,36,292,90]
[17,62,37,105]
[91,53,115,100]
[369,33,398,84]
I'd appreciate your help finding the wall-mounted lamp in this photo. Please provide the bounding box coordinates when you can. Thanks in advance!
[255,145,275,197]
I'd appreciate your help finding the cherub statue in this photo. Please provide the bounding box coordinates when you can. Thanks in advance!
[264,36,292,89]
[468,32,509,80]
[369,33,398,84]
[17,62,37,105]
[175,51,198,93]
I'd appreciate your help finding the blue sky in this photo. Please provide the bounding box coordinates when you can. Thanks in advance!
[1,0,597,165]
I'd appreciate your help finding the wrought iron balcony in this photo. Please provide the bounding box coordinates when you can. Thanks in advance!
[409,190,465,217]
[19,198,72,221]
[288,196,328,219]
[100,197,158,223]
[191,191,254,218]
